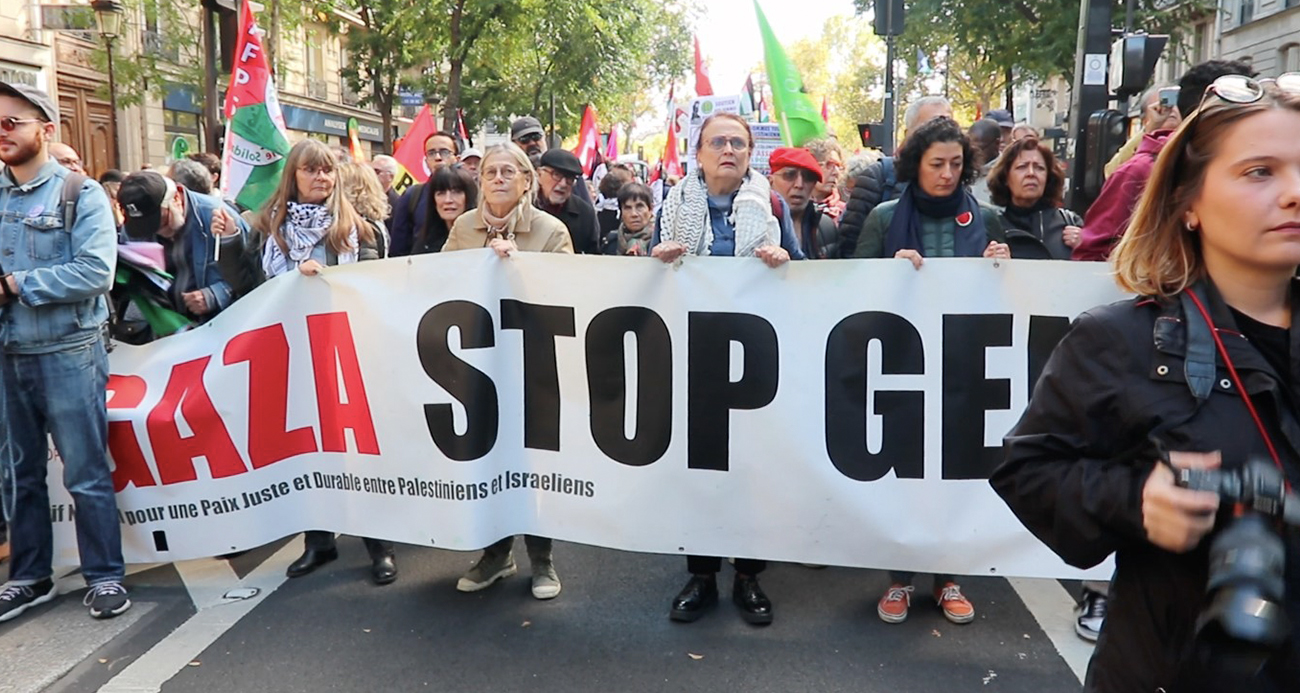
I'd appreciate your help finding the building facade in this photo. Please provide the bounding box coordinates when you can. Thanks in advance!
[1217,0,1300,76]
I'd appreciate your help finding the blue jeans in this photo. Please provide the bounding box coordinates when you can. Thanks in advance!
[0,339,124,586]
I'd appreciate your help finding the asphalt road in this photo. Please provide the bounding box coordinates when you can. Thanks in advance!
[2,537,1092,692]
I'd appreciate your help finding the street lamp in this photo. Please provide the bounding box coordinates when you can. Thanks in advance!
[91,0,123,169]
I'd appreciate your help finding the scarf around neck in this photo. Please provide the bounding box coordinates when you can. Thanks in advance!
[261,201,358,278]
[658,169,777,257]
[617,223,653,255]
[884,185,987,258]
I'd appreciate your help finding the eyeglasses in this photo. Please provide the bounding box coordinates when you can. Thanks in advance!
[426,148,454,159]
[777,168,819,185]
[705,136,749,152]
[481,165,520,181]
[1195,72,1300,114]
[299,164,334,177]
[516,133,544,145]
[542,166,579,184]
[0,116,42,132]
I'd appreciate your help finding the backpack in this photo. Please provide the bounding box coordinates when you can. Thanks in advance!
[61,172,87,232]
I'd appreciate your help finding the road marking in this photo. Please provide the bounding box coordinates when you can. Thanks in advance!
[98,539,299,693]
[1007,577,1092,685]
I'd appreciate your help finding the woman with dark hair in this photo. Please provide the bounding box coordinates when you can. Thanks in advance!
[852,117,1007,269]
[994,73,1300,692]
[987,138,1082,260]
[411,166,477,255]
[605,181,654,255]
[852,116,1005,626]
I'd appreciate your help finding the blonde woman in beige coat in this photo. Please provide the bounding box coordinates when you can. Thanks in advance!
[442,142,573,255]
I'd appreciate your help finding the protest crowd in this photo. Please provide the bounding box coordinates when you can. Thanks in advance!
[1,3,1300,685]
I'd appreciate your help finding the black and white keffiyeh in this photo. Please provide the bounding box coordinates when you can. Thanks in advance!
[261,202,358,277]
[658,168,777,257]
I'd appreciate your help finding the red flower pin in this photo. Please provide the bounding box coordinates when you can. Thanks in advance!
[955,211,974,227]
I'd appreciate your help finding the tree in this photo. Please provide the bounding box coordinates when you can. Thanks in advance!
[328,0,443,151]
[449,0,695,139]
[853,0,1214,108]
[89,0,204,108]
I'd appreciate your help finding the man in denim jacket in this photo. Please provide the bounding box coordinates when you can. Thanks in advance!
[117,170,246,322]
[0,83,128,623]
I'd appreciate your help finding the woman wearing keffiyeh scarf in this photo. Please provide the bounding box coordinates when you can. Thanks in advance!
[653,113,790,628]
[210,140,395,586]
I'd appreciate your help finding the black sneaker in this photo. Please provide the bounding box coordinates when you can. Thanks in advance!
[1075,589,1107,642]
[0,579,58,623]
[84,582,131,620]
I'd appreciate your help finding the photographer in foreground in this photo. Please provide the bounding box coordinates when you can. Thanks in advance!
[993,74,1300,692]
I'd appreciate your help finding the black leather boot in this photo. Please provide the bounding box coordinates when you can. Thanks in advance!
[733,574,773,625]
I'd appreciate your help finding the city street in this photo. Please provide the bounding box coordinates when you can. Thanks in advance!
[3,537,1093,692]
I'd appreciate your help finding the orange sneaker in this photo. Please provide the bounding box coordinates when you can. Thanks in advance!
[877,583,913,623]
[935,582,974,624]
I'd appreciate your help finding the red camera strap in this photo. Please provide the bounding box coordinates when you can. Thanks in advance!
[1184,289,1289,489]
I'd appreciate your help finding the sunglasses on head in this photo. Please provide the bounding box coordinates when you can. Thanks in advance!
[0,116,43,132]
[1197,72,1300,112]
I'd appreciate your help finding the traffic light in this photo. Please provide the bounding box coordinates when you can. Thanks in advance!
[1109,33,1169,98]
[858,123,890,149]
[873,0,904,36]
[1083,110,1127,199]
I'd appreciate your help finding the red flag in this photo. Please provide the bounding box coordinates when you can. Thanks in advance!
[573,104,601,176]
[392,104,437,184]
[662,124,683,180]
[456,108,472,148]
[604,125,620,161]
[821,96,829,123]
[694,37,714,96]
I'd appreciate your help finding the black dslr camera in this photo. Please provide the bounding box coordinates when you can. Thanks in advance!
[1177,458,1300,677]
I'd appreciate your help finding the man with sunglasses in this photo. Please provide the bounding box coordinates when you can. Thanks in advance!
[510,116,594,208]
[536,149,600,254]
[390,131,460,256]
[1074,60,1255,262]
[768,147,841,259]
[0,83,128,624]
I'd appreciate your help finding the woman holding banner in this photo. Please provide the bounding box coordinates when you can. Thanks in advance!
[995,74,1300,692]
[213,139,397,586]
[652,112,791,626]
[853,116,1006,626]
[444,142,572,601]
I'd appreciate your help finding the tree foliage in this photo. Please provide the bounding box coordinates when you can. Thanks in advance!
[89,0,204,109]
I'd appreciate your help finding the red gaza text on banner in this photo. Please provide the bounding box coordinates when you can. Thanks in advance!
[106,312,379,492]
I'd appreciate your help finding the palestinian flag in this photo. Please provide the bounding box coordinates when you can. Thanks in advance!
[220,0,290,213]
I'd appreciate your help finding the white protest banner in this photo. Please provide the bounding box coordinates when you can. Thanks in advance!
[749,122,783,175]
[685,95,744,175]
[47,252,1126,579]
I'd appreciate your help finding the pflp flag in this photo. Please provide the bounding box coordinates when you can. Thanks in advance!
[391,104,437,190]
[220,0,291,213]
[604,124,620,161]
[574,104,601,177]
[754,1,826,146]
[694,36,714,96]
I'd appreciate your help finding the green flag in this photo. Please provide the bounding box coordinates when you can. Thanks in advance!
[754,1,826,146]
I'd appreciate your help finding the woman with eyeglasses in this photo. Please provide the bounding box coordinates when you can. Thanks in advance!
[995,74,1300,692]
[441,142,572,601]
[652,112,792,627]
[852,116,1006,627]
[212,139,397,584]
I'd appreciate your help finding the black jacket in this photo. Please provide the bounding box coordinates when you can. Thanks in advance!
[796,203,841,259]
[998,205,1082,260]
[993,280,1300,693]
[538,195,600,254]
[838,158,890,257]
